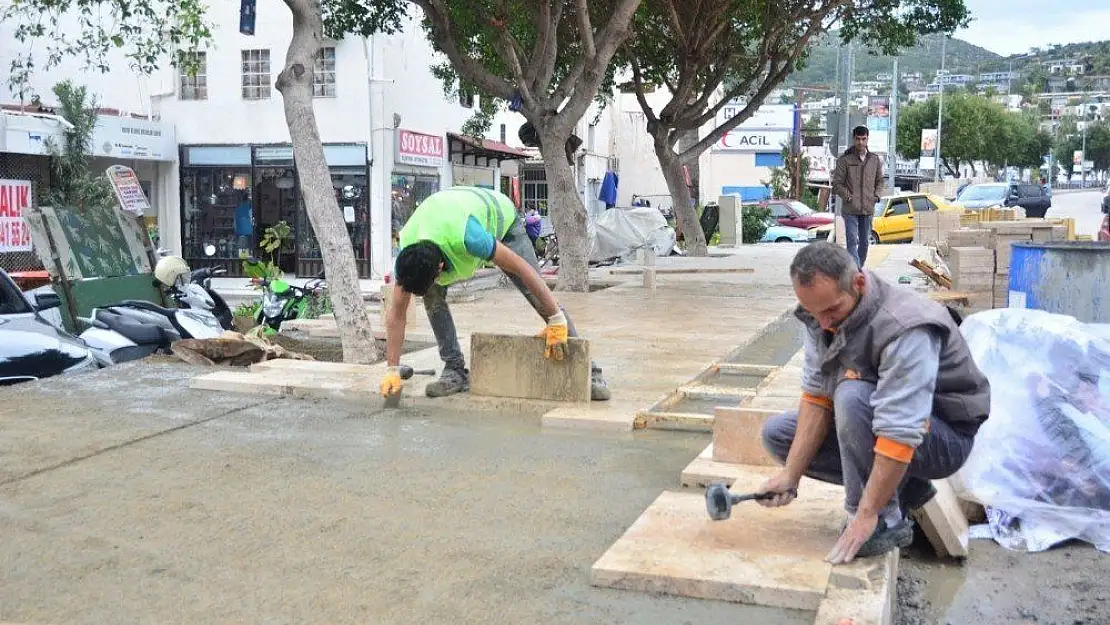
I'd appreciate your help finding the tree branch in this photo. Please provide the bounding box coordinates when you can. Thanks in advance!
[551,0,641,117]
[575,0,596,59]
[533,0,565,96]
[411,0,517,101]
[629,56,659,126]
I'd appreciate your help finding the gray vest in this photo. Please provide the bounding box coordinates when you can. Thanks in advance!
[795,271,991,432]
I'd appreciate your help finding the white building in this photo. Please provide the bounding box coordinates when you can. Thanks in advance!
[2,2,546,279]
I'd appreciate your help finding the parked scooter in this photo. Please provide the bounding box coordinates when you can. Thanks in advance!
[153,249,234,330]
[78,300,225,364]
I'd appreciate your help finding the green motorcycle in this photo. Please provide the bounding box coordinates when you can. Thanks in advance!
[243,259,329,336]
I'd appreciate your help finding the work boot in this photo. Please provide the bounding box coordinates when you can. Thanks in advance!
[591,368,611,401]
[854,517,916,559]
[900,478,938,517]
[425,367,469,398]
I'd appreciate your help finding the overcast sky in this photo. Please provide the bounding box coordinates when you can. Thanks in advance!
[957,0,1110,55]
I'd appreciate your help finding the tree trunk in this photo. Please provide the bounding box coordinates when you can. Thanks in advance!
[277,0,380,364]
[655,137,707,256]
[536,127,590,291]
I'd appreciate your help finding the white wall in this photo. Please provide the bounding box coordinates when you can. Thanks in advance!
[153,0,371,147]
[613,90,670,207]
[0,15,158,115]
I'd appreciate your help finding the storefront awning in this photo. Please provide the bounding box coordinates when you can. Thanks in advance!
[447,132,529,166]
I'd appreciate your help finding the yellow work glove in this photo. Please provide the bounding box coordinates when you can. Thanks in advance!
[542,310,569,361]
[380,366,403,397]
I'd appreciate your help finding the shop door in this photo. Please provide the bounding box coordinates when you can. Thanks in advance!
[255,168,299,274]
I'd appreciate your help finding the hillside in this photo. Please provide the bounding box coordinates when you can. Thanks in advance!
[786,32,1003,88]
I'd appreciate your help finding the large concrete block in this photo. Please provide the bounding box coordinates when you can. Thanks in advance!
[712,407,779,466]
[469,333,591,402]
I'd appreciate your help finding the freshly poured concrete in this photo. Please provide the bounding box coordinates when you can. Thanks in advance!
[0,362,807,625]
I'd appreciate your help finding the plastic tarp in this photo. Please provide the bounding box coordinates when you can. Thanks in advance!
[586,206,675,262]
[961,308,1110,552]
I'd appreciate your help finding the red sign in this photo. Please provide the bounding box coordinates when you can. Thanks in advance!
[0,179,33,253]
[396,129,445,166]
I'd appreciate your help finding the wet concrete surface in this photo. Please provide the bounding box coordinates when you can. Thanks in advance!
[896,531,1110,625]
[0,362,809,625]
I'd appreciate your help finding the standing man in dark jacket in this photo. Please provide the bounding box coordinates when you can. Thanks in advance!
[757,243,991,564]
[831,126,885,268]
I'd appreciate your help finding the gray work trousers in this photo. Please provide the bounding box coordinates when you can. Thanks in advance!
[761,379,976,519]
[422,216,599,375]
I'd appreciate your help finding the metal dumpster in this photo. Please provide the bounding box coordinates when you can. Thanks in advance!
[1008,241,1110,322]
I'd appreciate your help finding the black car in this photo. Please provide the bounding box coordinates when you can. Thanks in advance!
[955,182,1053,218]
[0,269,101,385]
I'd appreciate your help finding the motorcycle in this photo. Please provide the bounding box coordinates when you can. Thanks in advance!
[250,271,329,335]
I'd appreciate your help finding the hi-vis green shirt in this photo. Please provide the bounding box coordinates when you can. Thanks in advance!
[398,186,517,286]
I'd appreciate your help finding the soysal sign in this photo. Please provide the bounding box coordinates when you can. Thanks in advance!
[396,129,445,167]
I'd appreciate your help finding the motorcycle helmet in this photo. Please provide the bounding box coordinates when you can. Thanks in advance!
[154,255,192,287]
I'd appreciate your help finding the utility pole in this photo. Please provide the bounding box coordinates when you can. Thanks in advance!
[935,36,947,182]
[841,43,854,154]
[889,57,900,192]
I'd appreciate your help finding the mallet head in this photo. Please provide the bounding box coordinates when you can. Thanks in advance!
[705,482,733,521]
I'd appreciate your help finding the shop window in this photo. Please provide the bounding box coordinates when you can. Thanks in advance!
[390,173,441,244]
[181,168,254,261]
[313,47,337,98]
[179,51,208,100]
[241,49,272,100]
[298,170,371,269]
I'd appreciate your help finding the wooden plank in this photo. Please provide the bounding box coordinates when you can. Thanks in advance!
[909,259,953,289]
[608,266,754,275]
[633,410,714,431]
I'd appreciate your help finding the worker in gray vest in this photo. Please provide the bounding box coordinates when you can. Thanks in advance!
[757,242,991,563]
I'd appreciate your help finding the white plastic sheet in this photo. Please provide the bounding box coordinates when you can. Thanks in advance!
[586,206,675,262]
[961,308,1110,552]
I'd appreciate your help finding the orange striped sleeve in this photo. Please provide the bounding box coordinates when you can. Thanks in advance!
[801,392,833,410]
[874,437,915,463]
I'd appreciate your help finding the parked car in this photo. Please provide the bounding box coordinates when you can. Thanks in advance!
[760,219,815,243]
[870,193,961,244]
[1102,181,1110,215]
[0,269,102,385]
[749,199,836,231]
[954,182,1052,218]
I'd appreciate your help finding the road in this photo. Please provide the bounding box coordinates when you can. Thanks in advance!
[1046,189,1105,237]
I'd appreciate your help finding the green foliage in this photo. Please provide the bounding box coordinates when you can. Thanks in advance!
[240,221,292,280]
[741,204,772,245]
[2,0,212,100]
[896,93,1049,173]
[233,301,260,319]
[787,32,992,89]
[1052,116,1110,178]
[42,81,116,210]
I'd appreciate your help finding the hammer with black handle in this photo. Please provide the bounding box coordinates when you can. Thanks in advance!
[382,365,437,408]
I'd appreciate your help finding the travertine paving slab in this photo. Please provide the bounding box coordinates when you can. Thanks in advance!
[592,465,847,611]
[470,333,591,402]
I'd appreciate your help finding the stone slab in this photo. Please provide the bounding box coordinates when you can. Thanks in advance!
[712,407,779,466]
[608,266,755,275]
[911,478,970,558]
[589,488,841,611]
[540,401,638,432]
[469,333,591,402]
[813,550,898,625]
